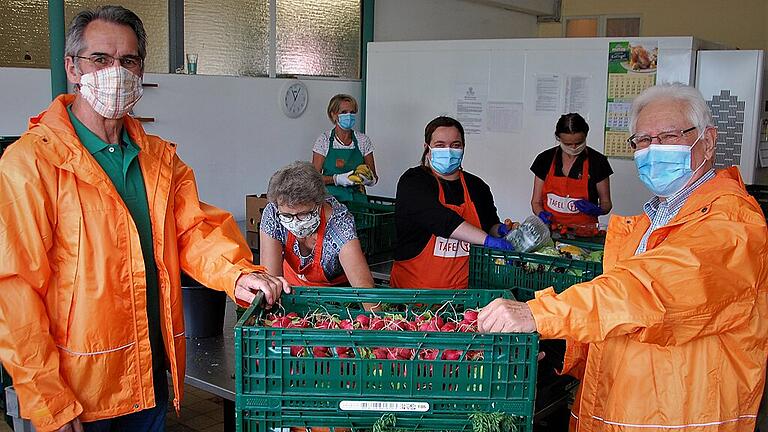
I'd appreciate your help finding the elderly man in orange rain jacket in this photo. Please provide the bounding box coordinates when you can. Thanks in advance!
[479,84,768,432]
[0,6,290,432]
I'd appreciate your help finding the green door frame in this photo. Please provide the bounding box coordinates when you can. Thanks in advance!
[359,0,374,132]
[49,0,68,99]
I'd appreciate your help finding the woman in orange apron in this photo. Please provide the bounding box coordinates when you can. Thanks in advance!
[530,113,613,226]
[259,161,374,288]
[390,116,514,290]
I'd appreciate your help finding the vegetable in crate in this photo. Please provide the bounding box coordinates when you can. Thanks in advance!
[261,305,484,360]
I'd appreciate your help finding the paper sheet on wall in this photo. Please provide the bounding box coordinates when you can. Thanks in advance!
[486,101,523,133]
[456,83,487,135]
[565,75,590,114]
[535,74,561,113]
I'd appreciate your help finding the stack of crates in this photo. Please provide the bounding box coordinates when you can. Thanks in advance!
[345,195,396,262]
[469,245,603,301]
[234,287,539,431]
[4,386,34,431]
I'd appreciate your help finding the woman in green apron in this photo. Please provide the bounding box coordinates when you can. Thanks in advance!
[312,94,378,203]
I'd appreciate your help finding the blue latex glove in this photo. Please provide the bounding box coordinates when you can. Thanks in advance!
[574,199,604,216]
[497,223,511,237]
[537,211,553,225]
[483,235,515,251]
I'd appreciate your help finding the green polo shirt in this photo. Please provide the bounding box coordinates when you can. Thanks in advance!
[67,107,166,400]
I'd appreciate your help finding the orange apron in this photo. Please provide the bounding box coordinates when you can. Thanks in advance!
[541,150,597,225]
[282,205,348,286]
[390,171,482,289]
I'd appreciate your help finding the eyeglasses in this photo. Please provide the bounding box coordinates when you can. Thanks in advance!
[72,53,144,72]
[627,126,697,150]
[277,206,320,223]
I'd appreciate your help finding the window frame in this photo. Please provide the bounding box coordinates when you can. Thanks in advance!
[563,14,642,38]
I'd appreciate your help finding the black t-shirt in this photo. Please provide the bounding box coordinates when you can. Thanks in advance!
[530,146,613,204]
[394,166,501,261]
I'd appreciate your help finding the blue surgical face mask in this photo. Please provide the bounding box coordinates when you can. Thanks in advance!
[338,113,356,130]
[430,147,464,175]
[634,133,706,197]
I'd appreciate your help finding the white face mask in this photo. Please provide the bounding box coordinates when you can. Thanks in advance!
[279,209,321,238]
[78,66,144,119]
[560,141,586,156]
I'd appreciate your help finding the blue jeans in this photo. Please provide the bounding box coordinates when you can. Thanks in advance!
[82,384,168,432]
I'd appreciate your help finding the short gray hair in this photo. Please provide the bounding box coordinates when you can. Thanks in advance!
[630,84,714,134]
[267,161,326,207]
[65,5,147,60]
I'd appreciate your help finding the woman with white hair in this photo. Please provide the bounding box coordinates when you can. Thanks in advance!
[259,161,374,287]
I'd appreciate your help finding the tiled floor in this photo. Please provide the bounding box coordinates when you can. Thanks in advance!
[1,380,225,432]
[166,380,226,432]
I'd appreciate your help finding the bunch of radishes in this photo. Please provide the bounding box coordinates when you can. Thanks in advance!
[262,304,483,361]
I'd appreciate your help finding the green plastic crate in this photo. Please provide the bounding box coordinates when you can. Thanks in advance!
[553,236,605,251]
[746,184,768,222]
[469,245,603,301]
[234,287,538,431]
[346,195,396,260]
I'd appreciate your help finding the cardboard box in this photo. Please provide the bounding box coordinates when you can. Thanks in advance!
[246,231,259,250]
[246,194,268,232]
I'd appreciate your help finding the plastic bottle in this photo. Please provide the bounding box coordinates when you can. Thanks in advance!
[504,215,552,253]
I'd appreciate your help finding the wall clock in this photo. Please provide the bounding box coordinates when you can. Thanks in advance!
[280,80,309,118]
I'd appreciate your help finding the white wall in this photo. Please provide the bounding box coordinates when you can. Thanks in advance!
[0,68,52,135]
[365,38,699,222]
[374,0,539,42]
[0,68,360,220]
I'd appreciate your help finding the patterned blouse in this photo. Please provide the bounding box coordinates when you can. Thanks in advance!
[261,196,358,280]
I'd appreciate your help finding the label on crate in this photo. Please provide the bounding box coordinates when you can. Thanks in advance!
[339,400,430,412]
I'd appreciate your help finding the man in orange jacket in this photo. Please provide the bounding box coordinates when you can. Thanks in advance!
[479,84,768,432]
[0,6,289,432]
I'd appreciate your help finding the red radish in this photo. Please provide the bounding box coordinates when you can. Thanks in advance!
[418,349,438,360]
[373,348,389,359]
[335,347,354,358]
[338,319,355,330]
[441,350,463,361]
[370,318,386,330]
[290,346,307,357]
[418,321,439,332]
[403,321,418,331]
[464,310,478,321]
[313,346,331,357]
[440,322,457,332]
[355,314,370,328]
[466,350,484,361]
[434,316,445,328]
[390,348,413,360]
[285,312,300,320]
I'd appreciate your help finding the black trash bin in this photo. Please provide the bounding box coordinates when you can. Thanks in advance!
[181,273,226,338]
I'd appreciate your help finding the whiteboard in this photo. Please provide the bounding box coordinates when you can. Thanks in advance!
[365,37,699,222]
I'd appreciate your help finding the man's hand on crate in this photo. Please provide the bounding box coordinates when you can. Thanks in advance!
[235,272,291,306]
[478,298,537,333]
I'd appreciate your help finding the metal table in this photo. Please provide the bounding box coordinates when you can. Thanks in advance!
[184,299,238,431]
